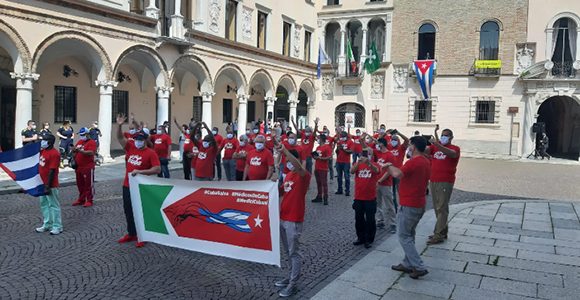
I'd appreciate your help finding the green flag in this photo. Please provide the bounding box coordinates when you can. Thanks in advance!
[364,42,381,74]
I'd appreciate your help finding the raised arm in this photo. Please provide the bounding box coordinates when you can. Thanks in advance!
[116,114,128,149]
[173,117,186,135]
[277,144,307,177]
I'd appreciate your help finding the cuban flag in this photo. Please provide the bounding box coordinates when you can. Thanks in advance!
[0,143,45,196]
[413,60,436,100]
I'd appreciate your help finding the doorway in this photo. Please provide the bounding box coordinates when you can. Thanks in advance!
[537,96,580,160]
[0,86,16,150]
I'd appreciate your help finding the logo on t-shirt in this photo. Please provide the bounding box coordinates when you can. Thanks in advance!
[225,143,233,149]
[316,150,322,156]
[342,144,348,149]
[433,151,447,160]
[127,155,143,166]
[250,156,262,166]
[358,169,372,178]
[184,139,190,144]
[192,147,199,155]
[283,180,294,193]
[198,152,207,160]
[391,149,400,157]
[377,158,387,166]
[303,139,310,145]
[266,136,272,141]
[155,138,163,144]
[39,156,46,167]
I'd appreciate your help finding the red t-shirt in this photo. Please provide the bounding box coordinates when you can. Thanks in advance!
[183,134,193,153]
[246,149,274,180]
[124,141,161,187]
[39,148,60,187]
[352,136,363,154]
[429,144,461,183]
[301,134,316,153]
[282,143,306,174]
[354,162,381,201]
[74,139,97,170]
[373,150,396,186]
[280,171,311,222]
[399,155,431,208]
[314,144,332,171]
[388,143,407,167]
[153,134,172,159]
[247,133,256,144]
[220,137,239,160]
[265,134,275,150]
[235,143,255,171]
[194,143,218,178]
[213,134,224,149]
[336,139,353,163]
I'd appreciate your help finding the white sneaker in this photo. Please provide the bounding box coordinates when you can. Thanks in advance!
[274,278,289,287]
[278,284,296,298]
[49,228,63,235]
[35,226,50,233]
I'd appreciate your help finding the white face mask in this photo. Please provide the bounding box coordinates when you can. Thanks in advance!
[79,135,87,141]
[286,162,294,171]
[202,141,210,148]
[391,140,399,147]
[246,130,251,134]
[266,131,272,135]
[134,140,145,149]
[356,132,361,136]
[186,129,190,134]
[379,128,385,134]
[255,142,265,150]
[212,130,217,135]
[340,137,347,141]
[41,140,49,149]
[31,125,37,130]
[440,136,450,145]
[405,147,413,158]
[239,141,246,147]
[305,132,311,137]
[226,133,233,139]
[129,129,136,135]
[376,144,382,151]
[288,138,296,145]
[253,129,259,134]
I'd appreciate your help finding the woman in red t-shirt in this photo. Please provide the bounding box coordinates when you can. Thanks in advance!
[233,135,254,181]
[312,134,332,205]
[193,122,218,181]
[350,150,380,249]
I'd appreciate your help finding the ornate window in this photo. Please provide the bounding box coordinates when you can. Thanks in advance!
[408,96,437,124]
[470,96,501,126]
[417,23,436,60]
[335,103,365,128]
[325,22,341,65]
[551,17,577,78]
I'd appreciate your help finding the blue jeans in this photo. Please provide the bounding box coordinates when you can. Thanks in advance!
[352,153,360,163]
[158,158,170,178]
[329,158,334,179]
[305,156,313,174]
[397,205,426,271]
[222,159,236,181]
[335,162,350,193]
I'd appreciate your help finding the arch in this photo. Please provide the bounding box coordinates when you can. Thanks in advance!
[0,20,32,73]
[324,21,341,64]
[536,96,580,160]
[113,45,169,87]
[247,69,275,97]
[32,31,113,80]
[170,54,213,93]
[368,18,386,61]
[277,74,297,99]
[547,12,580,29]
[299,78,316,105]
[480,18,504,31]
[417,20,439,32]
[214,63,248,95]
[335,102,365,128]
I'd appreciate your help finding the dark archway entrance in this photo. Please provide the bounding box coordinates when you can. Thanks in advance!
[274,86,289,123]
[335,103,365,128]
[537,96,580,160]
[0,47,16,150]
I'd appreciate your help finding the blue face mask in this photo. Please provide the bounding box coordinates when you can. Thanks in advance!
[286,162,294,171]
[41,140,49,149]
[288,138,296,145]
[391,140,399,147]
[202,141,210,148]
[255,142,265,150]
[440,136,450,145]
[134,140,145,149]
[226,133,233,139]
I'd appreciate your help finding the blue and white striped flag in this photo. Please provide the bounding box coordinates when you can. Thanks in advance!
[0,143,46,197]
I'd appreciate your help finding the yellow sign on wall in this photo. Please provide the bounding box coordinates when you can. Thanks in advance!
[475,60,502,69]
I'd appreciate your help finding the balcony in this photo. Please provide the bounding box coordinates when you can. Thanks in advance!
[551,61,577,78]
[470,59,501,78]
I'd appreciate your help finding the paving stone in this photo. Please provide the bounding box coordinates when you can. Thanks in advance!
[522,220,553,232]
[498,207,524,215]
[494,239,555,254]
[501,202,525,209]
[451,286,536,300]
[471,219,521,230]
[554,228,580,241]
[562,274,580,289]
[393,277,454,299]
[469,215,495,221]
[493,213,522,224]
[518,250,580,267]
[470,208,498,217]
[421,256,466,272]
[421,268,482,288]
[520,236,580,249]
[551,219,580,230]
[455,243,517,258]
[311,279,380,300]
[525,203,550,214]
[447,234,495,246]
[428,241,459,250]
[465,261,563,286]
[479,277,537,297]
[523,212,552,222]
[549,203,576,214]
[449,217,474,224]
[495,257,580,276]
[449,223,491,232]
[538,284,580,300]
[381,289,447,300]
[352,266,401,296]
[555,246,580,257]
[551,212,578,221]
[490,226,553,239]
[423,247,489,264]
[463,229,520,241]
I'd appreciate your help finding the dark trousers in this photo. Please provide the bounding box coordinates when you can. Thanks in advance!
[392,177,400,213]
[182,155,191,180]
[214,153,222,180]
[305,157,313,174]
[122,186,137,236]
[315,170,328,198]
[353,200,377,244]
[236,170,244,181]
[329,158,334,179]
[336,162,350,193]
[158,158,170,178]
[352,153,360,163]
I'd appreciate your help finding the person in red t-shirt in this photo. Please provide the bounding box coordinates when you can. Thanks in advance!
[274,144,311,298]
[174,118,193,180]
[425,126,460,245]
[387,129,409,214]
[373,137,397,233]
[36,134,63,235]
[71,127,97,207]
[335,131,354,196]
[264,129,275,151]
[115,114,161,248]
[350,149,380,249]
[384,136,431,279]
[233,135,254,181]
[243,135,274,180]
[351,128,363,163]
[193,122,218,181]
[312,134,332,205]
[153,124,172,178]
[219,127,239,181]
[211,127,224,181]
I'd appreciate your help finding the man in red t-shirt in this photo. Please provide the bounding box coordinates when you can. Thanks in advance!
[350,150,380,249]
[219,128,239,181]
[36,134,63,235]
[312,134,332,205]
[384,136,431,279]
[373,138,397,233]
[351,128,363,163]
[274,145,311,298]
[72,127,97,207]
[212,127,224,181]
[116,115,161,248]
[243,135,274,180]
[174,117,192,180]
[335,131,353,196]
[153,124,172,178]
[387,129,409,213]
[425,126,460,245]
[233,135,254,181]
[194,122,218,181]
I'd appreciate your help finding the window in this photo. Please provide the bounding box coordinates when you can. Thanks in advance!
[257,11,267,49]
[225,0,237,41]
[551,17,577,77]
[327,0,340,5]
[112,90,129,123]
[247,101,256,122]
[54,86,77,123]
[192,96,202,122]
[417,23,436,59]
[479,21,500,60]
[475,100,495,123]
[304,31,312,61]
[283,22,292,56]
[335,103,365,128]
[413,100,432,122]
[223,99,233,123]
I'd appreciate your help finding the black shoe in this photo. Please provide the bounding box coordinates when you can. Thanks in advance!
[391,264,412,273]
[409,268,429,279]
[364,243,372,249]
[345,192,350,196]
[323,197,328,205]
[377,222,386,229]
[335,191,343,195]
[311,197,322,203]
[353,240,364,246]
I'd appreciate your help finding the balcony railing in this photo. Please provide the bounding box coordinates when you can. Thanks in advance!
[551,61,576,78]
[470,59,501,78]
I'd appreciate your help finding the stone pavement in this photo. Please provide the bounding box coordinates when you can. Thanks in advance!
[312,200,580,300]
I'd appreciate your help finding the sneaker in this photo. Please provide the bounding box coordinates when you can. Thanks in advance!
[83,201,93,207]
[49,228,62,235]
[391,264,412,273]
[118,234,137,243]
[35,226,50,233]
[311,197,322,203]
[278,284,297,298]
[345,192,350,197]
[274,278,289,287]
[335,190,343,195]
[136,241,146,248]
[409,268,429,279]
[72,199,85,206]
[388,225,397,234]
[353,240,364,246]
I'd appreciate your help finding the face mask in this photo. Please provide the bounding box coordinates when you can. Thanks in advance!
[129,129,136,135]
[134,140,145,149]
[379,129,385,134]
[391,140,399,147]
[376,144,382,151]
[440,136,450,145]
[41,140,49,149]
[226,133,233,139]
[356,132,361,136]
[44,126,49,130]
[246,130,251,134]
[255,142,265,150]
[212,130,217,135]
[266,131,272,135]
[365,137,372,143]
[186,129,190,134]
[93,125,98,128]
[286,162,294,171]
[253,129,259,134]
[288,138,296,145]
[239,141,246,147]
[202,141,210,148]
[324,131,330,135]
[80,135,87,141]
[305,132,311,137]
[31,125,37,130]
[405,148,413,158]
[341,137,347,141]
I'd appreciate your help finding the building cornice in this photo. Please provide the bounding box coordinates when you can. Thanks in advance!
[318,7,393,18]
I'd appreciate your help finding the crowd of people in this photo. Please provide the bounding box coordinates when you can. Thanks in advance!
[23,112,461,298]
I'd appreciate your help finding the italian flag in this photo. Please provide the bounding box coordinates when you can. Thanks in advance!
[347,38,357,73]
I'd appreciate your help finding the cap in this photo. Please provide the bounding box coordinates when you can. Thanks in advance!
[78,127,89,135]
[134,131,148,140]
[142,128,150,135]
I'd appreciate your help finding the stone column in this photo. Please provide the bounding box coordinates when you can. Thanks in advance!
[201,91,214,129]
[265,96,277,123]
[170,0,185,39]
[361,28,368,65]
[307,99,316,125]
[289,97,298,131]
[156,86,173,126]
[10,72,39,148]
[237,94,248,135]
[384,14,392,62]
[338,27,346,77]
[96,80,118,162]
[521,94,537,158]
[145,0,160,35]
[545,29,554,60]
